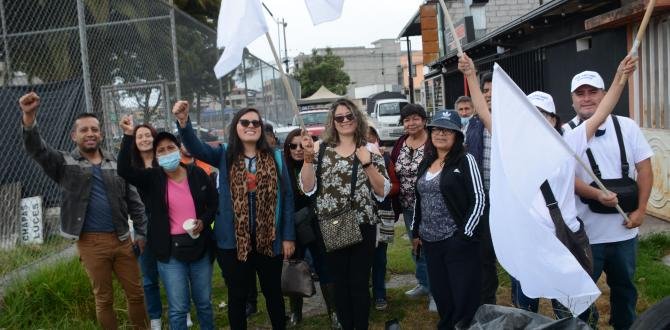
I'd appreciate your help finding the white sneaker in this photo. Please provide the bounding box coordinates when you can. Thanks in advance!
[150,319,161,330]
[428,296,437,312]
[405,284,429,298]
[186,313,193,328]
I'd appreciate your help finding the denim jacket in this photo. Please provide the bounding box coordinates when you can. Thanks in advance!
[22,123,146,241]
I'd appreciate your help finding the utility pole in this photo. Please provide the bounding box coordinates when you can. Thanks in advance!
[281,18,289,74]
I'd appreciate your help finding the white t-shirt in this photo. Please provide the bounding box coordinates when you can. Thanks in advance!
[566,115,653,244]
[530,124,587,234]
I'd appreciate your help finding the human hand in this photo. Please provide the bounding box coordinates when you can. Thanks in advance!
[458,53,477,77]
[355,145,372,165]
[411,238,421,255]
[191,219,204,235]
[120,115,134,135]
[282,241,295,259]
[617,55,638,76]
[134,238,146,254]
[597,190,618,208]
[301,130,315,162]
[624,209,645,229]
[19,92,40,126]
[172,100,190,127]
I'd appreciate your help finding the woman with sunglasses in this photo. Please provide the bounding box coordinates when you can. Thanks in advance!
[173,102,295,330]
[118,116,218,330]
[389,103,434,306]
[283,128,340,328]
[300,98,389,330]
[411,110,486,330]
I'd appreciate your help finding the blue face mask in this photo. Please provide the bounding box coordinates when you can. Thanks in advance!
[461,115,473,127]
[157,151,181,172]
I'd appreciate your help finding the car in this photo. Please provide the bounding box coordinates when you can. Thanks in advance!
[293,109,329,139]
[369,98,409,144]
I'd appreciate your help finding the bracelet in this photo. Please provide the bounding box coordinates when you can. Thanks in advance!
[362,162,372,168]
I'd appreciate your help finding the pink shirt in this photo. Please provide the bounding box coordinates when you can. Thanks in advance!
[167,178,197,235]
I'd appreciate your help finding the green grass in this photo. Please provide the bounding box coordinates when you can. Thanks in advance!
[1,230,668,329]
[0,237,72,276]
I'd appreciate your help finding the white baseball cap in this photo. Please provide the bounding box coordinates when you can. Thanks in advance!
[570,71,605,92]
[527,91,556,114]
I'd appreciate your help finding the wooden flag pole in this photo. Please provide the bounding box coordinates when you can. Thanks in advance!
[438,0,463,57]
[265,32,305,128]
[619,0,656,84]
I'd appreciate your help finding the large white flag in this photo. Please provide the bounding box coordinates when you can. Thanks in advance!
[490,64,600,315]
[214,0,268,78]
[304,0,344,25]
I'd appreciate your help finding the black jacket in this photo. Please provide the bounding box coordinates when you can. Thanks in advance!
[117,135,218,262]
[412,152,486,240]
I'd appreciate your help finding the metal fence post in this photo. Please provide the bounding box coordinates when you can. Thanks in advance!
[0,0,12,86]
[169,0,181,100]
[76,0,93,113]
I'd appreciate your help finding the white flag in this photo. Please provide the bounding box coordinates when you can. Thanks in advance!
[490,64,600,315]
[304,0,344,25]
[214,0,268,78]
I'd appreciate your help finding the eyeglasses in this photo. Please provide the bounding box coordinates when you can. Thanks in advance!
[288,143,303,150]
[334,113,355,123]
[239,119,261,128]
[432,128,455,136]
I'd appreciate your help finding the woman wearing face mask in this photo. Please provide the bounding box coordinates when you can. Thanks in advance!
[118,115,218,330]
[300,98,389,330]
[283,128,340,328]
[389,104,434,306]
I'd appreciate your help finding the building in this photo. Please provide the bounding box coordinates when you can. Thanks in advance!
[400,50,424,105]
[294,39,403,98]
[400,0,670,220]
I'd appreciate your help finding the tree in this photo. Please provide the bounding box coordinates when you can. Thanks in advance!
[294,48,350,97]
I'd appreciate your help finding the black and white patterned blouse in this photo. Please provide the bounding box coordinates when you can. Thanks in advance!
[395,142,425,209]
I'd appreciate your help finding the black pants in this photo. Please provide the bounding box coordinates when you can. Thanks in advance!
[424,236,482,330]
[325,224,376,330]
[478,210,498,305]
[217,249,285,330]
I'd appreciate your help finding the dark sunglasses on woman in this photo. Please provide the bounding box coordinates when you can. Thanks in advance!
[334,113,355,123]
[288,143,303,150]
[239,119,262,128]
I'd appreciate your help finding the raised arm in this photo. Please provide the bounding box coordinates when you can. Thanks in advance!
[173,100,224,166]
[459,53,492,133]
[582,56,638,140]
[117,115,154,189]
[20,92,66,183]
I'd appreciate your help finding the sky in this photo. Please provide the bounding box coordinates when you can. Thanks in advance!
[247,0,424,65]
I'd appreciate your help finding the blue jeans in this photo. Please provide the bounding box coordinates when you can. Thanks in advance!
[403,208,429,288]
[581,237,638,330]
[510,276,571,319]
[372,242,388,299]
[157,252,214,330]
[139,248,163,320]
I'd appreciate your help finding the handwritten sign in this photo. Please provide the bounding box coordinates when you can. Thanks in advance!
[20,196,43,245]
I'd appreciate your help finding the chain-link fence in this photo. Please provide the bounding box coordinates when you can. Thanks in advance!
[0,0,300,282]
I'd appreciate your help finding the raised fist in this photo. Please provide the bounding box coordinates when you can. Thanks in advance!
[120,115,134,136]
[172,100,189,127]
[19,92,40,127]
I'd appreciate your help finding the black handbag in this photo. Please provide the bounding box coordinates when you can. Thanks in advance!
[294,206,317,245]
[541,181,593,274]
[170,233,206,262]
[281,259,316,297]
[579,115,639,214]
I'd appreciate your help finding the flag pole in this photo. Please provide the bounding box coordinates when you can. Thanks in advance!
[619,0,655,84]
[438,0,463,57]
[264,32,306,129]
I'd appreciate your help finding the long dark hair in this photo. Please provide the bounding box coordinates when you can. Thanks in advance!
[425,128,466,168]
[131,123,158,169]
[283,128,304,186]
[226,107,273,168]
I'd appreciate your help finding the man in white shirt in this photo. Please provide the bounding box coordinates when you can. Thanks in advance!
[563,70,653,330]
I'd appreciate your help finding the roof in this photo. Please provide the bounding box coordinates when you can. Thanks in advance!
[398,9,421,38]
[298,85,343,105]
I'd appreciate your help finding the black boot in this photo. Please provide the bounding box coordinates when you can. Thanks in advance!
[320,283,342,330]
[288,296,303,326]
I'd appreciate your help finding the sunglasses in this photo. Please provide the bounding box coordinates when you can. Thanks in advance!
[288,143,303,150]
[239,119,261,128]
[334,113,355,123]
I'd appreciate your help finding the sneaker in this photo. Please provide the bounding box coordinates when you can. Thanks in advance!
[374,298,388,311]
[405,284,429,298]
[186,313,193,328]
[150,319,162,330]
[428,296,437,312]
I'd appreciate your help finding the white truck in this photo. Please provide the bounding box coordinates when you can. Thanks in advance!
[369,98,409,144]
